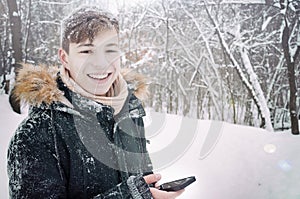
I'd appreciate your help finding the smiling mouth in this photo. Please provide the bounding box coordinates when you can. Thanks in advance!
[87,73,112,80]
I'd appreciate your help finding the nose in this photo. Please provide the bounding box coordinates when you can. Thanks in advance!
[89,50,110,70]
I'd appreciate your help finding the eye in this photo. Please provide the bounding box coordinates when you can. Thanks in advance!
[106,50,119,53]
[79,50,93,54]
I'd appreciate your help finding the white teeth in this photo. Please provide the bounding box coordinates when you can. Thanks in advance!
[88,73,109,80]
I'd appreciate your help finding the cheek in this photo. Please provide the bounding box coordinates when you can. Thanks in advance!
[113,59,121,72]
[70,57,87,71]
[68,62,86,79]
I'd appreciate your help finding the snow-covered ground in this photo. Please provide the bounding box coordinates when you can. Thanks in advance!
[1,94,300,198]
[144,111,300,199]
[0,95,28,199]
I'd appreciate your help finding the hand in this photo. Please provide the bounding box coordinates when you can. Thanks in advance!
[144,174,185,199]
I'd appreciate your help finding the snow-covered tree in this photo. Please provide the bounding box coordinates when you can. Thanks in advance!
[1,0,298,133]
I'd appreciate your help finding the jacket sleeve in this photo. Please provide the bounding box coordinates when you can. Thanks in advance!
[7,115,153,199]
[133,116,154,174]
[93,175,152,199]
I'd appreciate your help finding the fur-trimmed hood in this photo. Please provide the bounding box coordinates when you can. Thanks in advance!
[12,64,149,108]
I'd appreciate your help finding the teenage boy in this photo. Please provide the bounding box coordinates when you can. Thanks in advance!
[7,6,184,199]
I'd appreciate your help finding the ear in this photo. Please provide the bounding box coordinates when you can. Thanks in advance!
[58,48,70,70]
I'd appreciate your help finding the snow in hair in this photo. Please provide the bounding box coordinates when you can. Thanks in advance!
[60,6,119,52]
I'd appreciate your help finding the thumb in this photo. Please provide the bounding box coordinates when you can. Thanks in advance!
[143,173,162,184]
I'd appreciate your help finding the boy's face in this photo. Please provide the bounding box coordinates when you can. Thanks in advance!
[59,29,120,96]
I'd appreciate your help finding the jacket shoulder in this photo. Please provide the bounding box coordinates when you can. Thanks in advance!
[10,108,52,144]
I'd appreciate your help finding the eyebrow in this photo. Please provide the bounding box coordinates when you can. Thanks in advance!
[106,43,118,47]
[77,43,118,48]
[77,43,94,48]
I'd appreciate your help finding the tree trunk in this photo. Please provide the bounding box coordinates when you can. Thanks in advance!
[24,0,32,63]
[7,0,22,67]
[240,48,273,131]
[281,14,299,134]
[286,61,299,134]
[7,0,22,114]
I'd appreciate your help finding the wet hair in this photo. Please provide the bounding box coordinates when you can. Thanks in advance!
[61,6,119,54]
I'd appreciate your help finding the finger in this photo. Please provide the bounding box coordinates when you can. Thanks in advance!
[150,188,185,199]
[164,189,185,197]
[154,182,160,188]
[143,173,162,184]
[173,189,185,196]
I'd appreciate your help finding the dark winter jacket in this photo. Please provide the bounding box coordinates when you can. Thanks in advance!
[7,64,153,199]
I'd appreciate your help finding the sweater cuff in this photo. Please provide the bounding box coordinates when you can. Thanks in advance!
[127,175,153,199]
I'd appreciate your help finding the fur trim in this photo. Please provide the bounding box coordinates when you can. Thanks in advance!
[121,68,149,101]
[13,64,63,107]
[12,64,149,107]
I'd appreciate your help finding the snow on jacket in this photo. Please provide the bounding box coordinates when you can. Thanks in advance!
[7,64,153,199]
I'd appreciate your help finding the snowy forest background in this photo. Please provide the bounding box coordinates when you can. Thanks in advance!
[0,0,299,133]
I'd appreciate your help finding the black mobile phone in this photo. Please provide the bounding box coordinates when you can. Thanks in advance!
[158,176,196,191]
